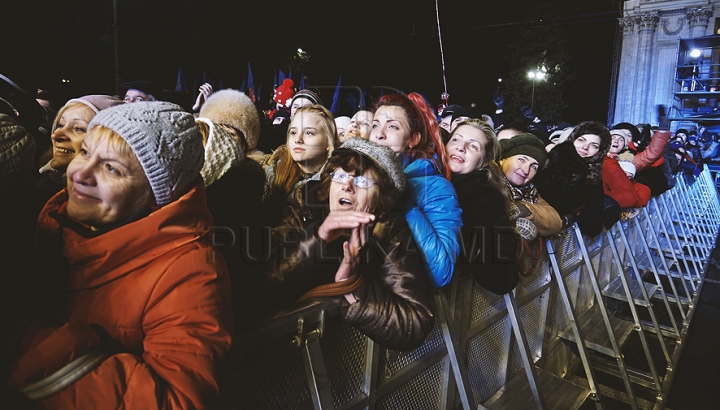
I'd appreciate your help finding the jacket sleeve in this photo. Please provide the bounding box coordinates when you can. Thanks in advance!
[524,195,563,237]
[343,219,434,351]
[633,130,670,172]
[405,177,463,288]
[603,159,643,208]
[14,249,233,410]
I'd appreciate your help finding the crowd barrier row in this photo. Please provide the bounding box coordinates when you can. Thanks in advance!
[221,169,720,410]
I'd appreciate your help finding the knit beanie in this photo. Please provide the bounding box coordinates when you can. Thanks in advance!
[196,117,244,187]
[199,89,261,151]
[451,106,482,123]
[500,132,547,166]
[89,102,204,206]
[0,113,35,178]
[609,128,631,150]
[66,95,124,114]
[334,116,351,130]
[618,160,636,178]
[333,137,405,192]
[291,89,323,107]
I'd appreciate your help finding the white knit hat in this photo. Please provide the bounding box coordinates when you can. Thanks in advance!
[88,102,204,206]
[618,160,636,178]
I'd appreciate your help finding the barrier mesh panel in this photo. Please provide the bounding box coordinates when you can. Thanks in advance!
[320,320,367,408]
[470,285,505,326]
[376,358,444,409]
[376,318,444,378]
[467,316,511,402]
[518,292,548,361]
[236,333,310,409]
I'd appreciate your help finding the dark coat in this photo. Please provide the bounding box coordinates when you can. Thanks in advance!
[536,141,605,237]
[262,181,435,351]
[451,169,519,295]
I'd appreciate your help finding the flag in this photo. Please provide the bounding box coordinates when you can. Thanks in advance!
[175,65,187,92]
[299,74,305,90]
[192,76,197,103]
[255,83,262,105]
[240,78,247,93]
[247,62,256,102]
[330,75,342,114]
[279,69,286,84]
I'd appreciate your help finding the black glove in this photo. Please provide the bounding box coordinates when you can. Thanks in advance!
[657,105,670,130]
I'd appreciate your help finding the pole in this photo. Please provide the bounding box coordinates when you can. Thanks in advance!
[531,80,535,111]
[113,0,120,96]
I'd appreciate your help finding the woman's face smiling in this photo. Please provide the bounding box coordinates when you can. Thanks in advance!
[445,124,487,174]
[329,168,378,213]
[370,106,415,154]
[287,111,330,173]
[50,104,95,170]
[573,134,601,158]
[66,132,152,228]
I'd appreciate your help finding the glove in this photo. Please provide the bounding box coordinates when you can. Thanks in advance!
[657,105,670,130]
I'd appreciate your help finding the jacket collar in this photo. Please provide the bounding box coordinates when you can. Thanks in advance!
[38,182,212,289]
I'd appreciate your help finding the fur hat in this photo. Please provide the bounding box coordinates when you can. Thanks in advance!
[0,113,35,178]
[66,95,124,114]
[500,132,547,166]
[333,137,405,192]
[89,102,204,206]
[199,89,261,151]
[618,159,636,178]
[291,89,323,107]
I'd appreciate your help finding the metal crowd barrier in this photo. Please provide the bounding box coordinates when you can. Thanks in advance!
[221,168,720,410]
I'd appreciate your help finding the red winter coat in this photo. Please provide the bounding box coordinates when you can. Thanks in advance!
[632,130,671,172]
[602,157,651,208]
[10,183,233,409]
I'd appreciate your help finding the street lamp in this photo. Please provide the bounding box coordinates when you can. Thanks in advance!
[527,70,546,110]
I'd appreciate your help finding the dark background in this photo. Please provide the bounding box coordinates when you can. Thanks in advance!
[1,0,624,124]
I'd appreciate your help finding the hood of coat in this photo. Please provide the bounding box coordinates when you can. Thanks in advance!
[38,181,213,290]
[401,154,441,180]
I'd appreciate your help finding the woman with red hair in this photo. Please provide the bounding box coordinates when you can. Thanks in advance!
[369,92,462,288]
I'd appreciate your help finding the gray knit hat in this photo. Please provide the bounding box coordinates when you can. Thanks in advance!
[66,95,124,114]
[332,137,405,192]
[500,132,547,166]
[88,102,204,206]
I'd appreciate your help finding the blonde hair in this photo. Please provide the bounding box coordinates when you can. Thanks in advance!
[52,101,95,133]
[450,119,515,217]
[269,105,337,198]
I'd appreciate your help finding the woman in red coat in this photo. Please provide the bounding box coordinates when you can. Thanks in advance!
[603,131,651,208]
[10,102,233,409]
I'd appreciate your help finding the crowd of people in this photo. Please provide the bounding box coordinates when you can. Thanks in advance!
[0,72,710,408]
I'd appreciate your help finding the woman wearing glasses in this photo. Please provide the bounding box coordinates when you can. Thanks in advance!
[262,138,433,351]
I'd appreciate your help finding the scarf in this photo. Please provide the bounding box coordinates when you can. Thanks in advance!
[198,118,245,187]
[505,177,538,204]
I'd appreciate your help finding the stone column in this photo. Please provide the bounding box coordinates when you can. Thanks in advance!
[614,16,638,124]
[633,12,659,124]
[686,7,713,38]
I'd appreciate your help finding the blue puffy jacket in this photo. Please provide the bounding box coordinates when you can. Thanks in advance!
[401,154,463,288]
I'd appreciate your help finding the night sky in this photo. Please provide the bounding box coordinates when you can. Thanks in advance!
[2,0,622,123]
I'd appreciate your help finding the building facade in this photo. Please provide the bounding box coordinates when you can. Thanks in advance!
[613,0,718,126]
